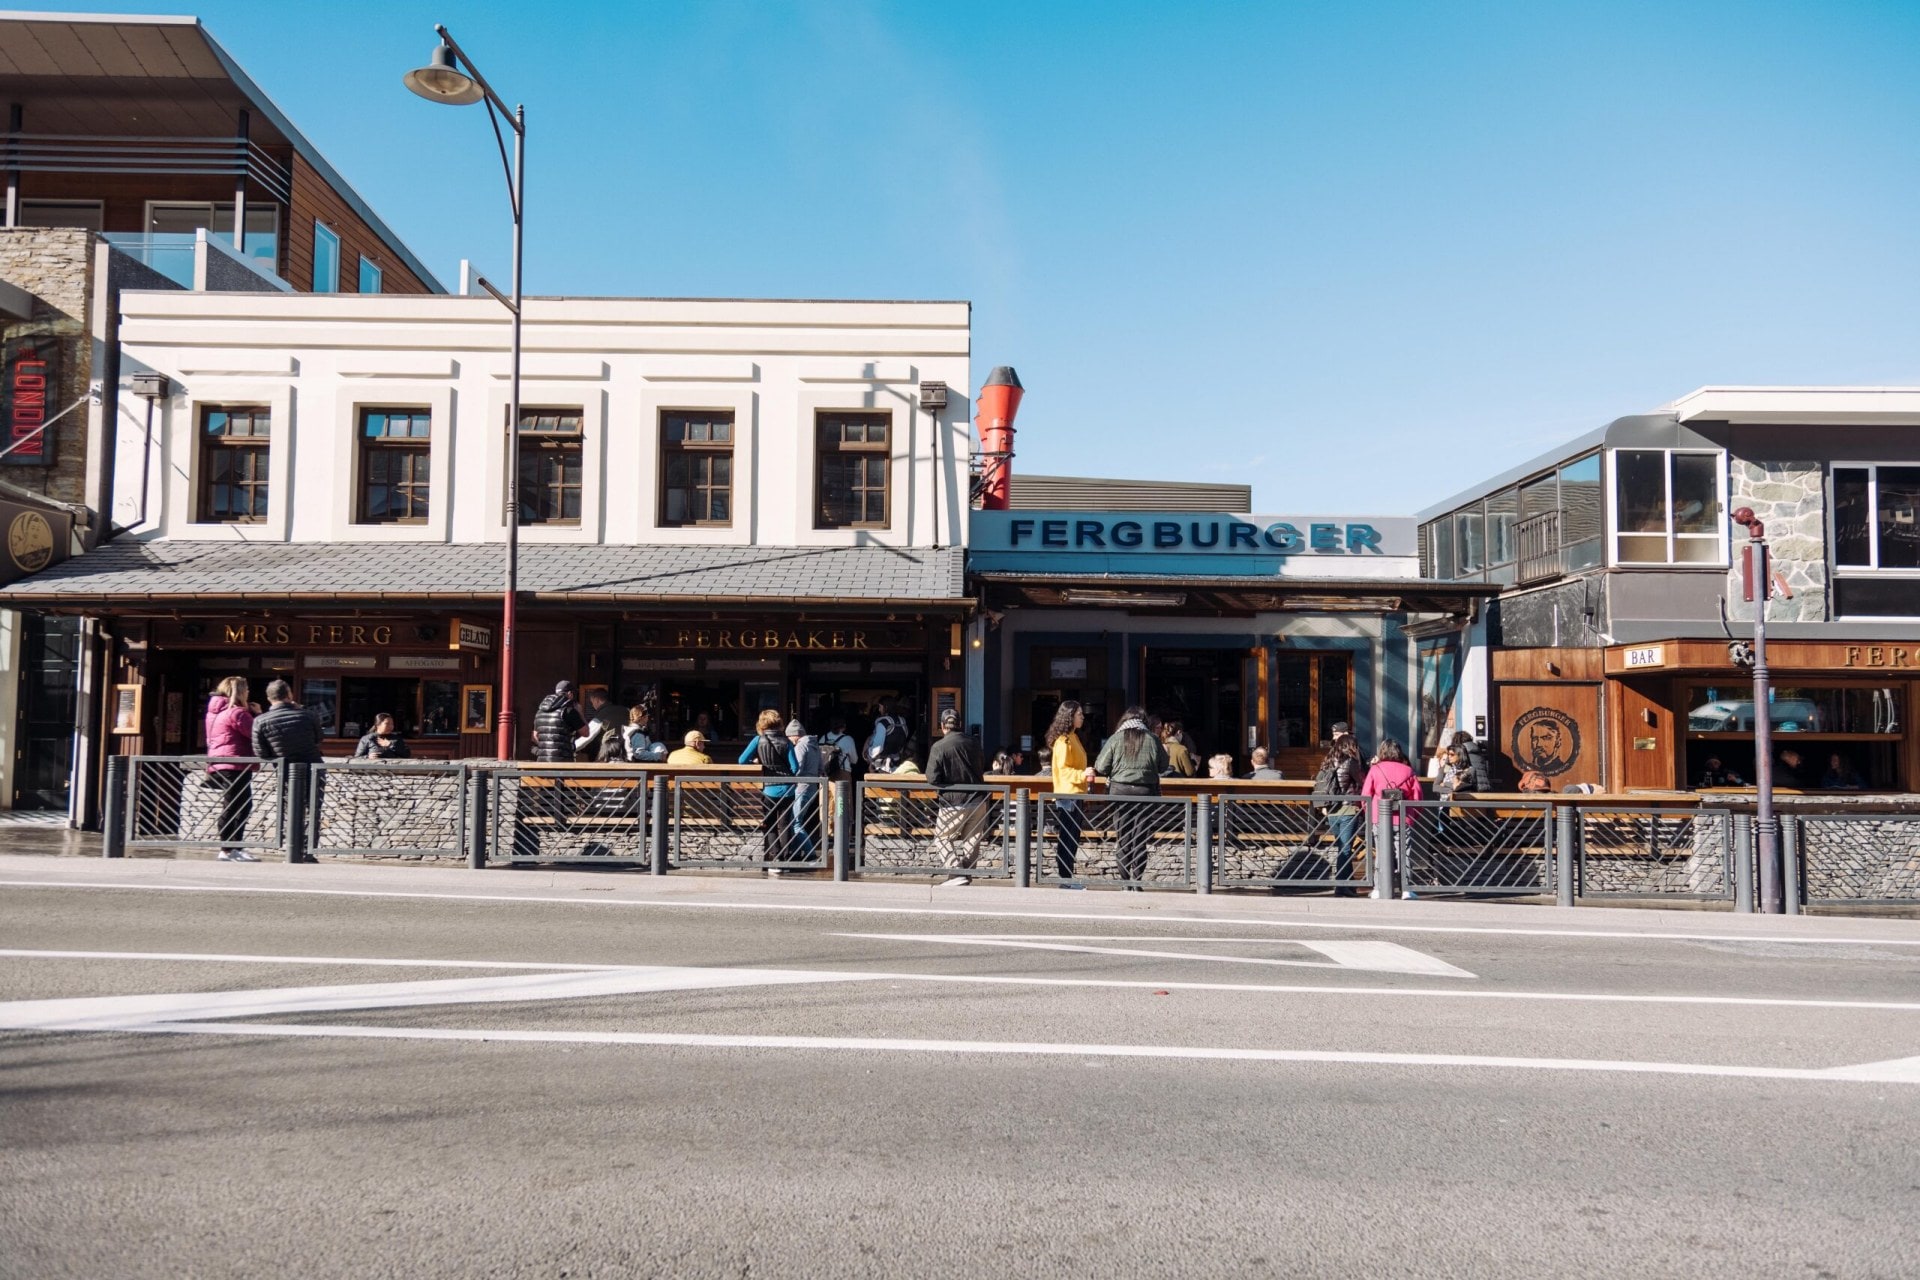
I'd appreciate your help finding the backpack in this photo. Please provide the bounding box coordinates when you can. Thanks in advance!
[755,732,793,777]
[1517,769,1550,793]
[598,727,632,763]
[866,715,907,768]
[817,739,851,781]
[576,719,618,763]
[1310,758,1340,815]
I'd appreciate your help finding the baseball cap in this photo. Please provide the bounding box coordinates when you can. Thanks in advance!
[684,730,708,748]
[1330,721,1351,736]
[554,680,575,695]
[939,708,961,728]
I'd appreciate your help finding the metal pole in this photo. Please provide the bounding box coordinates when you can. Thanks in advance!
[1733,814,1754,913]
[832,780,852,882]
[5,103,20,229]
[232,108,250,253]
[284,764,308,864]
[1013,792,1032,888]
[101,755,127,858]
[1372,794,1395,900]
[1554,803,1576,907]
[1781,814,1803,915]
[466,768,489,868]
[650,774,671,875]
[1195,794,1213,894]
[497,104,525,762]
[1749,533,1781,913]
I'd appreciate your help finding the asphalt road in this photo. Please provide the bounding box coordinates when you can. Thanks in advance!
[2,856,1917,1278]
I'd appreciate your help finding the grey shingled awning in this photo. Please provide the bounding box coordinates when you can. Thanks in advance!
[0,540,968,608]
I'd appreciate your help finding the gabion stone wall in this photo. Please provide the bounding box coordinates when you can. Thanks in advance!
[312,767,466,858]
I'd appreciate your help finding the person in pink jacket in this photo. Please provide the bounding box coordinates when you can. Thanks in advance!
[204,676,259,862]
[1359,738,1424,825]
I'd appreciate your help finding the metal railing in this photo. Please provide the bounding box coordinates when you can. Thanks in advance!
[486,766,653,864]
[1515,510,1562,584]
[124,756,288,859]
[1215,794,1371,893]
[669,775,833,871]
[1794,813,1920,906]
[308,761,469,861]
[1034,792,1197,890]
[1398,798,1555,896]
[3,132,293,202]
[1575,807,1733,900]
[855,780,1013,878]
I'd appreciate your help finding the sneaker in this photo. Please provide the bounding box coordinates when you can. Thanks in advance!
[938,875,971,888]
[216,850,259,863]
[764,868,784,879]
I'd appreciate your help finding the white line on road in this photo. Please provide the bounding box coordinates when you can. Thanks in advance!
[7,876,1918,947]
[58,1018,1920,1086]
[831,933,1478,978]
[6,948,1920,1013]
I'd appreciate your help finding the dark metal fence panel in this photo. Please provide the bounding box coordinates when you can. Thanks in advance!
[1034,793,1195,889]
[307,762,468,860]
[486,767,652,863]
[669,775,832,871]
[1399,798,1554,895]
[1575,807,1733,899]
[853,780,1012,877]
[1214,794,1372,891]
[1796,814,1920,905]
[126,756,287,857]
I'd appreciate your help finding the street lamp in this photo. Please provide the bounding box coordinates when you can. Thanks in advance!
[1731,506,1781,913]
[404,26,525,761]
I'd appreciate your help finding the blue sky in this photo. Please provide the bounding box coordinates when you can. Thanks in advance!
[34,0,1920,512]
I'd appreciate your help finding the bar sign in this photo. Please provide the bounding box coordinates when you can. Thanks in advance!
[1623,646,1665,669]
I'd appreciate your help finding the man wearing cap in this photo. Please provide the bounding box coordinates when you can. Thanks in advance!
[532,681,584,763]
[668,730,712,765]
[925,707,989,886]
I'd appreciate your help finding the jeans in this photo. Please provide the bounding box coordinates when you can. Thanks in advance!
[1326,810,1362,885]
[1051,797,1084,879]
[790,786,821,861]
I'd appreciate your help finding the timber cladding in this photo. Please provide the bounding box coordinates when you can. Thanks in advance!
[1491,647,1604,683]
[285,153,433,296]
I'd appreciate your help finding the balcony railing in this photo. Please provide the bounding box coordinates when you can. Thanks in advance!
[2,133,292,204]
[1515,510,1562,584]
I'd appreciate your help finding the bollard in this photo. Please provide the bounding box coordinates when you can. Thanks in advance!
[1733,815,1754,913]
[283,764,309,863]
[1194,794,1213,894]
[101,755,128,859]
[1372,796,1395,900]
[1013,793,1032,888]
[1555,805,1577,907]
[650,774,671,876]
[831,780,852,882]
[1781,815,1802,916]
[465,770,489,869]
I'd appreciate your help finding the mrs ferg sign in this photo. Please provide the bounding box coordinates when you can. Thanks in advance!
[2,337,59,467]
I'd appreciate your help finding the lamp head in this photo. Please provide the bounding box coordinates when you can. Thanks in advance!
[404,42,484,106]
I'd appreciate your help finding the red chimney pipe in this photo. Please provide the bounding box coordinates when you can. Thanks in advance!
[975,366,1023,511]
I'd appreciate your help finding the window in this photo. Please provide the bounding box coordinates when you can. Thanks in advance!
[1484,486,1518,569]
[312,221,340,292]
[358,408,431,524]
[1272,651,1353,749]
[1454,509,1485,575]
[659,411,733,526]
[815,412,890,529]
[1557,454,1604,570]
[1612,449,1724,564]
[1832,465,1920,617]
[21,200,103,231]
[198,406,271,523]
[517,408,583,525]
[1684,681,1903,790]
[358,256,382,294]
[145,201,279,269]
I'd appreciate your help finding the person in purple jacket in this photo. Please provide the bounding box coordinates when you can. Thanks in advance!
[204,676,259,862]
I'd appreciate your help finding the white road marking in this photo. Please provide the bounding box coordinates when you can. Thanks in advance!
[6,875,1917,947]
[832,933,1478,978]
[0,947,622,972]
[49,1018,1920,1086]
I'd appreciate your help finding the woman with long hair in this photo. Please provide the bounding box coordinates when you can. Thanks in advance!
[204,676,258,862]
[740,708,796,870]
[1316,733,1366,894]
[1090,705,1169,888]
[1044,700,1092,883]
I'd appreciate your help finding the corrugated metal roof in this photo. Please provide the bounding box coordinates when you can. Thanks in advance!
[1007,474,1253,512]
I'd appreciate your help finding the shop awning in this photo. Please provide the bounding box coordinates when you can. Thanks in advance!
[0,540,968,610]
[973,570,1499,617]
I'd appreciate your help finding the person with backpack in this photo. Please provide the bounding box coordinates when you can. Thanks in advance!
[1312,735,1366,894]
[1090,706,1169,889]
[925,708,989,886]
[786,719,823,862]
[740,708,796,870]
[1361,740,1424,879]
[865,699,910,774]
[571,689,618,762]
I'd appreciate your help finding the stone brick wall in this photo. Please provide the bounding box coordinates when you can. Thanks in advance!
[1726,459,1827,623]
[312,765,466,857]
[0,227,95,506]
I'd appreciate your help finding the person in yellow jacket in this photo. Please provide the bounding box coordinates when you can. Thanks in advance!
[1046,700,1093,882]
[667,730,712,765]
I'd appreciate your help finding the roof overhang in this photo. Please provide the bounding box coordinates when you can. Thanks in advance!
[1662,386,1920,425]
[973,570,1497,617]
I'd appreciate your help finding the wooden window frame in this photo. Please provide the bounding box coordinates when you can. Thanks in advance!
[197,404,271,524]
[357,408,432,525]
[814,411,891,530]
[658,410,735,528]
[516,407,585,526]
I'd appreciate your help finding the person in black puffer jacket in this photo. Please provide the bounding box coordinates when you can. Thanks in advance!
[251,679,323,764]
[532,681,583,763]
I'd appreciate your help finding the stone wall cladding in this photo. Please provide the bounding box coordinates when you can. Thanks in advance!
[312,764,466,857]
[0,227,95,505]
[1727,459,1827,623]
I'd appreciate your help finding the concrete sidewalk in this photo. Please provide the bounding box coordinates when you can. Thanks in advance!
[4,852,1916,942]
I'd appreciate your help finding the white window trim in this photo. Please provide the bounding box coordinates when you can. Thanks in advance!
[1605,447,1729,568]
[312,220,340,293]
[358,255,382,295]
[1830,461,1920,576]
[144,201,279,248]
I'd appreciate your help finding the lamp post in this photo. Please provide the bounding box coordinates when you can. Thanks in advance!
[1732,506,1781,913]
[404,26,525,761]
